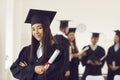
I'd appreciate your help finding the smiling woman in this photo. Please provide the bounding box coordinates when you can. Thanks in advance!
[10,9,66,80]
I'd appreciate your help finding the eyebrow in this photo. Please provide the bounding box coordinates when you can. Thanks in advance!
[37,24,42,27]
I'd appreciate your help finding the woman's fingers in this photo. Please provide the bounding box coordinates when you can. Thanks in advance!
[24,61,28,66]
[34,65,45,75]
[65,70,70,77]
[19,61,28,67]
[19,62,25,67]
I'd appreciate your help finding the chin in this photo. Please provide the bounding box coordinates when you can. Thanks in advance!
[36,38,40,41]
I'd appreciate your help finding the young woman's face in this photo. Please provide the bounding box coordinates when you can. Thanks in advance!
[68,32,75,42]
[32,23,43,41]
[91,37,99,45]
[114,35,120,43]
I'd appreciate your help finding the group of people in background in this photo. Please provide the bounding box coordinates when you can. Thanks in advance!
[10,9,120,80]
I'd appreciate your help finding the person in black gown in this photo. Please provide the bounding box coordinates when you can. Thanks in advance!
[106,30,120,80]
[54,20,70,79]
[10,9,66,80]
[67,28,80,80]
[81,33,105,80]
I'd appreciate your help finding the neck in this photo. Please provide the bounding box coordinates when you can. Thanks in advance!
[60,29,65,34]
[51,39,55,45]
[115,42,120,45]
[92,43,96,46]
[69,40,72,42]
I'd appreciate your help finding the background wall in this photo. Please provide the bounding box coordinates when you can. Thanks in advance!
[0,0,6,79]
[0,0,120,80]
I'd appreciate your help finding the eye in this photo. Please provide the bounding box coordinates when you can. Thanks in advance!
[38,26,42,29]
[32,28,35,31]
[37,25,43,29]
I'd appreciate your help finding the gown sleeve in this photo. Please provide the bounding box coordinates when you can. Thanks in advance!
[10,46,35,80]
[45,45,66,80]
[54,35,70,71]
[106,47,112,66]
[81,46,89,66]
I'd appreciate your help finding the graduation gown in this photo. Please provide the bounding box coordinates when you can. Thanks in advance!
[68,47,80,80]
[10,44,65,80]
[54,35,70,71]
[106,45,120,80]
[81,45,105,80]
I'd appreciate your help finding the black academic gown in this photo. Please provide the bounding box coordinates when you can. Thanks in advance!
[54,35,70,79]
[10,44,65,80]
[81,45,105,80]
[106,45,120,80]
[68,48,80,80]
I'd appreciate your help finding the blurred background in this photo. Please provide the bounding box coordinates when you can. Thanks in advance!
[0,0,120,80]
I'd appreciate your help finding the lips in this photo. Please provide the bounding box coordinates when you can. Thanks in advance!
[36,35,41,38]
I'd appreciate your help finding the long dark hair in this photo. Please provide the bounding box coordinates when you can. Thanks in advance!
[114,35,120,45]
[29,24,54,63]
[67,32,78,53]
[72,39,79,53]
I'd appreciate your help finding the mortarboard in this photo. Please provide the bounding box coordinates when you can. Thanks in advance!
[25,9,57,26]
[59,20,70,28]
[68,28,76,33]
[114,30,120,37]
[92,32,100,38]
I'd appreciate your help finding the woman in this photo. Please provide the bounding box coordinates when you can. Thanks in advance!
[10,9,66,80]
[67,28,80,80]
[81,33,105,80]
[106,30,120,80]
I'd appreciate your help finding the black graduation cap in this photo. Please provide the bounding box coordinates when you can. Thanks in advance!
[114,30,120,37]
[92,32,100,38]
[68,28,76,33]
[25,9,57,26]
[59,20,70,28]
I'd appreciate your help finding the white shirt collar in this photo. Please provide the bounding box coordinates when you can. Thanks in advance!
[70,42,74,49]
[115,43,120,46]
[38,42,42,48]
[37,42,43,58]
[57,31,68,39]
[90,44,97,51]
[114,43,120,52]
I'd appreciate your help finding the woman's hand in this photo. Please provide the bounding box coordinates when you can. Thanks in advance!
[65,70,70,77]
[72,53,79,58]
[34,65,44,75]
[19,61,28,67]
[109,65,120,71]
[94,60,102,65]
[80,52,87,57]
[87,60,95,65]
[72,52,87,58]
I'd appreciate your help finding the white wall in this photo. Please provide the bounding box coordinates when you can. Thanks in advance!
[0,0,7,79]
[1,0,120,79]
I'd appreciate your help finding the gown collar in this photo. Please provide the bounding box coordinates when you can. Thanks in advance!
[57,31,68,39]
[90,44,98,51]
